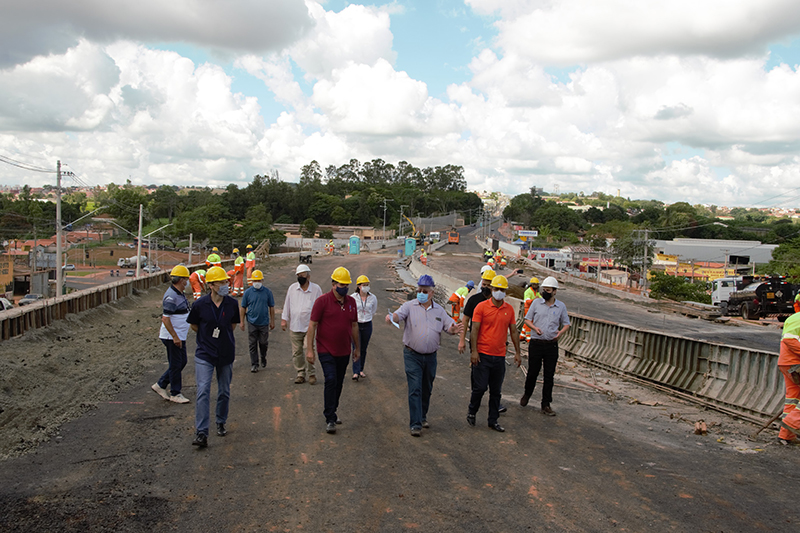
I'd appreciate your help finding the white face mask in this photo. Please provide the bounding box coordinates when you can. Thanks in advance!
[360,285,370,294]
[492,290,506,301]
[253,282,263,289]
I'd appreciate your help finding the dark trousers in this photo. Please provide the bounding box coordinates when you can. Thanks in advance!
[319,353,350,424]
[247,322,270,366]
[352,321,372,374]
[158,338,187,395]
[524,341,559,406]
[468,354,506,425]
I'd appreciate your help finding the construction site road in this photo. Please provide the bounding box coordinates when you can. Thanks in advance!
[435,235,782,354]
[1,252,798,532]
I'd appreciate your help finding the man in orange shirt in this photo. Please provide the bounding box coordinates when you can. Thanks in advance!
[779,312,800,445]
[467,275,521,432]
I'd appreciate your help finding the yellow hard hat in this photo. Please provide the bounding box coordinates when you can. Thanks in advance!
[250,269,264,281]
[212,247,219,253]
[170,265,190,278]
[331,266,352,284]
[205,266,229,283]
[481,269,496,280]
[530,277,540,285]
[246,244,253,249]
[232,248,239,254]
[490,275,509,289]
[356,275,370,285]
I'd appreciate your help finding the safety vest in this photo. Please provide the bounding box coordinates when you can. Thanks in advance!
[246,251,255,268]
[234,255,244,273]
[524,287,540,302]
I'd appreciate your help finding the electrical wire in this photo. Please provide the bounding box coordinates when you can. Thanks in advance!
[0,154,57,173]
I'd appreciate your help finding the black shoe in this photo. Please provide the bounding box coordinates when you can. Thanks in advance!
[251,365,258,373]
[489,423,505,432]
[326,422,337,434]
[466,414,476,427]
[192,433,208,447]
[217,423,227,436]
[520,394,530,407]
[260,357,266,368]
[541,405,556,416]
[498,404,507,414]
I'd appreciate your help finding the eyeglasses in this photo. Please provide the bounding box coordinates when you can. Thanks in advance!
[417,288,433,294]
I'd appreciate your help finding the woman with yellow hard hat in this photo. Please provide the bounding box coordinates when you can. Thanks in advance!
[351,274,377,381]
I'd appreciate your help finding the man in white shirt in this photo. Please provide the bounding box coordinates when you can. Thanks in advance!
[281,264,323,384]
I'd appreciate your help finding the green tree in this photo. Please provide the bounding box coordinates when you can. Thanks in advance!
[649,272,711,304]
[301,218,318,239]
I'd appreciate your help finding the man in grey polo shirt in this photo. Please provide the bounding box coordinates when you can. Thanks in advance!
[386,275,463,437]
[520,276,570,416]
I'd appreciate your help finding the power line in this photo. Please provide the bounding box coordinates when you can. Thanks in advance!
[0,154,57,173]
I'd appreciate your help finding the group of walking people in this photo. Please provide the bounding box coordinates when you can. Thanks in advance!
[153,257,571,446]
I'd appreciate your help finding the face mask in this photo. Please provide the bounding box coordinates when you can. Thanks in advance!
[360,286,370,294]
[492,290,506,301]
[542,291,553,301]
[335,286,349,296]
[297,276,308,285]
[216,284,230,296]
[481,286,491,296]
[253,282,263,289]
[416,292,429,304]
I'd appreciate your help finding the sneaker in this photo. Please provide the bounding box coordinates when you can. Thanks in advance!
[410,428,422,437]
[151,383,170,401]
[489,423,505,432]
[498,404,508,414]
[192,433,208,447]
[541,405,556,416]
[251,365,258,373]
[422,420,430,429]
[294,375,305,384]
[308,375,317,385]
[326,422,337,434]
[216,423,227,436]
[169,393,190,404]
[336,417,342,425]
[466,414,476,427]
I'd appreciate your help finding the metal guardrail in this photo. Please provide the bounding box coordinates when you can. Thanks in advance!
[0,260,234,341]
[559,314,782,420]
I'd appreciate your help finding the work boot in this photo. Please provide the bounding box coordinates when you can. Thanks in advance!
[192,433,208,447]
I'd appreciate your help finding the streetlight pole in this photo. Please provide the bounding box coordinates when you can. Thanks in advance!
[382,198,393,241]
[56,161,63,297]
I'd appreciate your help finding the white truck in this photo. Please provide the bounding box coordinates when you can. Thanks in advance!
[117,255,148,268]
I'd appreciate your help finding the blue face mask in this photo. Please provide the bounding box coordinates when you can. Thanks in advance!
[416,292,429,304]
[335,286,349,296]
[217,284,229,296]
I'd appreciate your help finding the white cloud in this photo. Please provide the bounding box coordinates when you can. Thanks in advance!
[467,0,800,65]
[0,0,314,68]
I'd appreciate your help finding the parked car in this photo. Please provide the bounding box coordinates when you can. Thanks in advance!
[143,265,162,273]
[18,294,44,306]
[62,264,76,271]
[0,297,13,310]
[126,270,135,277]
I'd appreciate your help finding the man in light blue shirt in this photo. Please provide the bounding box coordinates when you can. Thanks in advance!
[387,275,462,437]
[521,276,570,416]
[240,270,275,373]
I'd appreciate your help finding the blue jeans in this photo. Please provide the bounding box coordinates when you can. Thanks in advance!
[468,354,506,425]
[352,321,372,374]
[319,353,350,424]
[403,346,437,430]
[194,357,232,436]
[158,338,187,395]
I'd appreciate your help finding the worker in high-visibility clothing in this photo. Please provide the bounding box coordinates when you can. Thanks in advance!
[520,277,540,342]
[227,269,236,292]
[420,249,428,266]
[779,312,800,445]
[206,247,222,268]
[245,244,256,286]
[189,269,206,300]
[449,280,475,321]
[483,249,493,262]
[232,248,245,296]
[794,292,800,313]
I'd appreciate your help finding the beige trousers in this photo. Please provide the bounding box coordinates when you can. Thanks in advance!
[290,330,316,377]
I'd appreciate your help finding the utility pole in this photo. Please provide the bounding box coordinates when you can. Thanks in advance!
[135,204,143,277]
[188,233,193,265]
[56,161,63,297]
[382,198,393,240]
[400,205,409,239]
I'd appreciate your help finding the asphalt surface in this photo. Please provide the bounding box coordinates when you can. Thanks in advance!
[1,250,798,531]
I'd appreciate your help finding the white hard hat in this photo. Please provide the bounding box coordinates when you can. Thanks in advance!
[296,264,311,274]
[480,265,492,274]
[541,276,559,289]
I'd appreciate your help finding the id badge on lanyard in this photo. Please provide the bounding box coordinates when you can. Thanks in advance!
[212,302,224,339]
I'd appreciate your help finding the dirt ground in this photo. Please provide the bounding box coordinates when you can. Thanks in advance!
[1,251,799,531]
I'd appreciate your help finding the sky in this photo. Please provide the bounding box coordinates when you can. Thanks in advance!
[1,0,800,208]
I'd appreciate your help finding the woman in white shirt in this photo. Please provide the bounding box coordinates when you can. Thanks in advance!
[351,275,378,381]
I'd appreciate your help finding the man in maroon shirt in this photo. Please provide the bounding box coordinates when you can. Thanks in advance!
[306,266,360,434]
